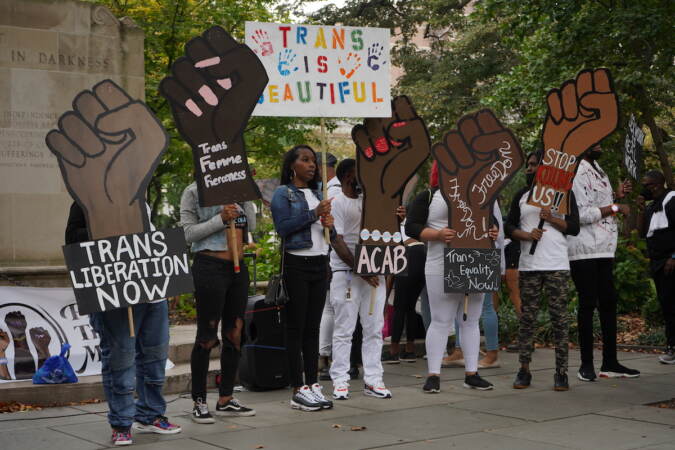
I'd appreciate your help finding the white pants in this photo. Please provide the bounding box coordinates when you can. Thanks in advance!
[329,271,385,386]
[425,274,484,374]
[319,290,334,357]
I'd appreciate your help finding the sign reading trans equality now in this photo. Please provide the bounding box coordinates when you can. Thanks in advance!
[245,21,391,117]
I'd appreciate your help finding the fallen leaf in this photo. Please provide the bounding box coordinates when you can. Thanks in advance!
[414,374,423,379]
[255,445,265,449]
[351,426,367,431]
[332,424,342,429]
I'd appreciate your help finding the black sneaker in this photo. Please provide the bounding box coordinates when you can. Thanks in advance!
[348,366,360,380]
[513,368,532,389]
[577,364,597,382]
[422,375,440,394]
[319,367,332,381]
[400,351,417,363]
[554,370,569,391]
[192,398,215,424]
[215,398,256,417]
[381,351,400,364]
[599,362,640,378]
[463,373,494,390]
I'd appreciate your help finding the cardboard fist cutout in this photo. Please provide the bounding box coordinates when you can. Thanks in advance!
[160,26,268,207]
[352,96,430,275]
[528,68,619,214]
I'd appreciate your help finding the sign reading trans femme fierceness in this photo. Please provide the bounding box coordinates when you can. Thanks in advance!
[246,22,391,117]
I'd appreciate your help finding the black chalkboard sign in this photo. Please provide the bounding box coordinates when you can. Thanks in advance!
[63,228,194,315]
[354,244,408,276]
[624,115,645,180]
[443,248,500,293]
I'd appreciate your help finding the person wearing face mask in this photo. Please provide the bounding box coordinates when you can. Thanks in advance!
[636,170,675,364]
[567,144,640,381]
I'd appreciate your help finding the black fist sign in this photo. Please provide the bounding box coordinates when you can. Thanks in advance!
[432,109,523,249]
[160,26,268,206]
[352,96,430,245]
[46,80,168,239]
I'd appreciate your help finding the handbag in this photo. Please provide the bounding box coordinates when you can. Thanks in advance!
[32,343,78,384]
[264,240,289,305]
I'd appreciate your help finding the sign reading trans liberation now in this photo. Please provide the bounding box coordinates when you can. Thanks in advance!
[246,21,391,117]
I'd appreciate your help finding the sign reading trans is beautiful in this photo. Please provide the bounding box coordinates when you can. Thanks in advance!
[245,22,391,117]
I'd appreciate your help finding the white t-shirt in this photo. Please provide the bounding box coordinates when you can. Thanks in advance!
[287,188,329,257]
[425,191,449,276]
[330,192,363,271]
[516,191,571,271]
[327,176,342,199]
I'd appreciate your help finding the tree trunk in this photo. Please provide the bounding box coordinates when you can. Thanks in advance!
[643,113,674,188]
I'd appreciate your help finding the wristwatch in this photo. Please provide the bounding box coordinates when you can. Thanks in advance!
[610,204,620,215]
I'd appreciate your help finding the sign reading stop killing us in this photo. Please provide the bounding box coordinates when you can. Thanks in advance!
[63,229,193,315]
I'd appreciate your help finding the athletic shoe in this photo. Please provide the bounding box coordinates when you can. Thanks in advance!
[111,429,132,446]
[310,383,334,409]
[577,364,597,382]
[319,367,332,381]
[132,416,182,434]
[191,398,216,424]
[422,375,440,393]
[333,382,350,400]
[463,373,494,390]
[364,381,392,399]
[215,398,256,416]
[599,362,640,378]
[400,351,417,363]
[659,347,675,364]
[381,351,400,364]
[348,366,360,380]
[291,385,322,411]
[554,370,569,391]
[513,368,532,389]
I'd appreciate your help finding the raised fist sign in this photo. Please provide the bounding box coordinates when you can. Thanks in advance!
[530,68,618,213]
[352,96,430,245]
[46,80,167,239]
[160,26,268,207]
[432,109,523,249]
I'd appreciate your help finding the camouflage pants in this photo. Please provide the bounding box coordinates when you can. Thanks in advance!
[518,270,570,372]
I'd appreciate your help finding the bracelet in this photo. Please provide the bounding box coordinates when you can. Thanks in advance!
[0,358,7,365]
[359,228,402,243]
[11,335,26,342]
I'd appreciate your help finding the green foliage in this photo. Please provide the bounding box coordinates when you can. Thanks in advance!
[614,231,656,313]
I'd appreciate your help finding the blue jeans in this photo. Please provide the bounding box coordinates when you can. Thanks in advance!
[455,293,498,351]
[90,301,169,430]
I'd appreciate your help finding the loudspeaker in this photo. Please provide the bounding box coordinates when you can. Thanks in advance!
[238,295,289,390]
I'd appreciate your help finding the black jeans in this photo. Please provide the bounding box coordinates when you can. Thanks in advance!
[654,266,675,347]
[191,254,249,400]
[283,253,328,387]
[391,244,426,344]
[570,258,617,365]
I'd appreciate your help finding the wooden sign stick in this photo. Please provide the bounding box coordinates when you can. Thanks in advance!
[128,307,135,337]
[462,293,468,321]
[229,221,240,273]
[320,118,330,244]
[369,285,377,315]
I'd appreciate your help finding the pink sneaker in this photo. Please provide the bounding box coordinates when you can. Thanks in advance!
[132,416,182,434]
[111,429,132,446]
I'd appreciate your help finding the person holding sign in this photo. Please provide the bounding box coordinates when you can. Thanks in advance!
[505,150,580,391]
[180,182,257,423]
[567,144,639,382]
[271,145,335,412]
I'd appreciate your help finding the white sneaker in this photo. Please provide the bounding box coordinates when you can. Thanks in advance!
[364,381,392,399]
[333,382,350,400]
[290,385,322,411]
[310,383,334,409]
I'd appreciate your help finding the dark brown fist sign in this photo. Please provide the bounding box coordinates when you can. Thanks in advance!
[432,109,523,249]
[160,26,268,206]
[352,96,430,245]
[46,80,168,239]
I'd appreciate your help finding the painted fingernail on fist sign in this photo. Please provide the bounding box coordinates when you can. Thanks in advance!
[529,68,618,214]
[160,26,268,207]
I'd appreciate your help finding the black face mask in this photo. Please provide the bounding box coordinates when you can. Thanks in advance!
[587,150,602,161]
[641,187,654,200]
[526,172,536,186]
[351,178,362,195]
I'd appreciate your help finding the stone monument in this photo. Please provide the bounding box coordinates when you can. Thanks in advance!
[0,0,144,284]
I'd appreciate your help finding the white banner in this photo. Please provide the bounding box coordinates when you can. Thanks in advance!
[246,21,391,117]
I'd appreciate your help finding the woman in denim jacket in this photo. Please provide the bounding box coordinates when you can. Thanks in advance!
[271,145,335,412]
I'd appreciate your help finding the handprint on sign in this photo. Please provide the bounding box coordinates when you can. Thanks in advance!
[251,29,273,56]
[160,26,268,206]
[352,96,430,245]
[432,109,524,249]
[277,49,299,76]
[46,80,168,239]
[367,43,386,71]
[338,52,362,79]
[530,68,618,214]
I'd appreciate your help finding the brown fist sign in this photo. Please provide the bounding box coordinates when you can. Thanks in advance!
[46,80,169,240]
[432,109,524,249]
[352,96,430,245]
[529,68,618,214]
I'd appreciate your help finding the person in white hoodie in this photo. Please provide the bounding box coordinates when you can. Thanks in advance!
[567,144,640,381]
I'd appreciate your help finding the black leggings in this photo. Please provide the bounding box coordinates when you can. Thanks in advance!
[570,258,617,365]
[283,253,328,387]
[191,254,249,400]
[654,267,675,347]
[391,245,426,344]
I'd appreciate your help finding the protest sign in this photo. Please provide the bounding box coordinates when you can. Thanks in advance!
[432,109,523,292]
[246,21,391,118]
[352,96,430,275]
[624,114,644,180]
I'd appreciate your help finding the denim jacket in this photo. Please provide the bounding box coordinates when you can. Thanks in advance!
[271,184,333,250]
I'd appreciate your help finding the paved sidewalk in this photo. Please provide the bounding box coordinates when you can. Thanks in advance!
[1,349,673,450]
